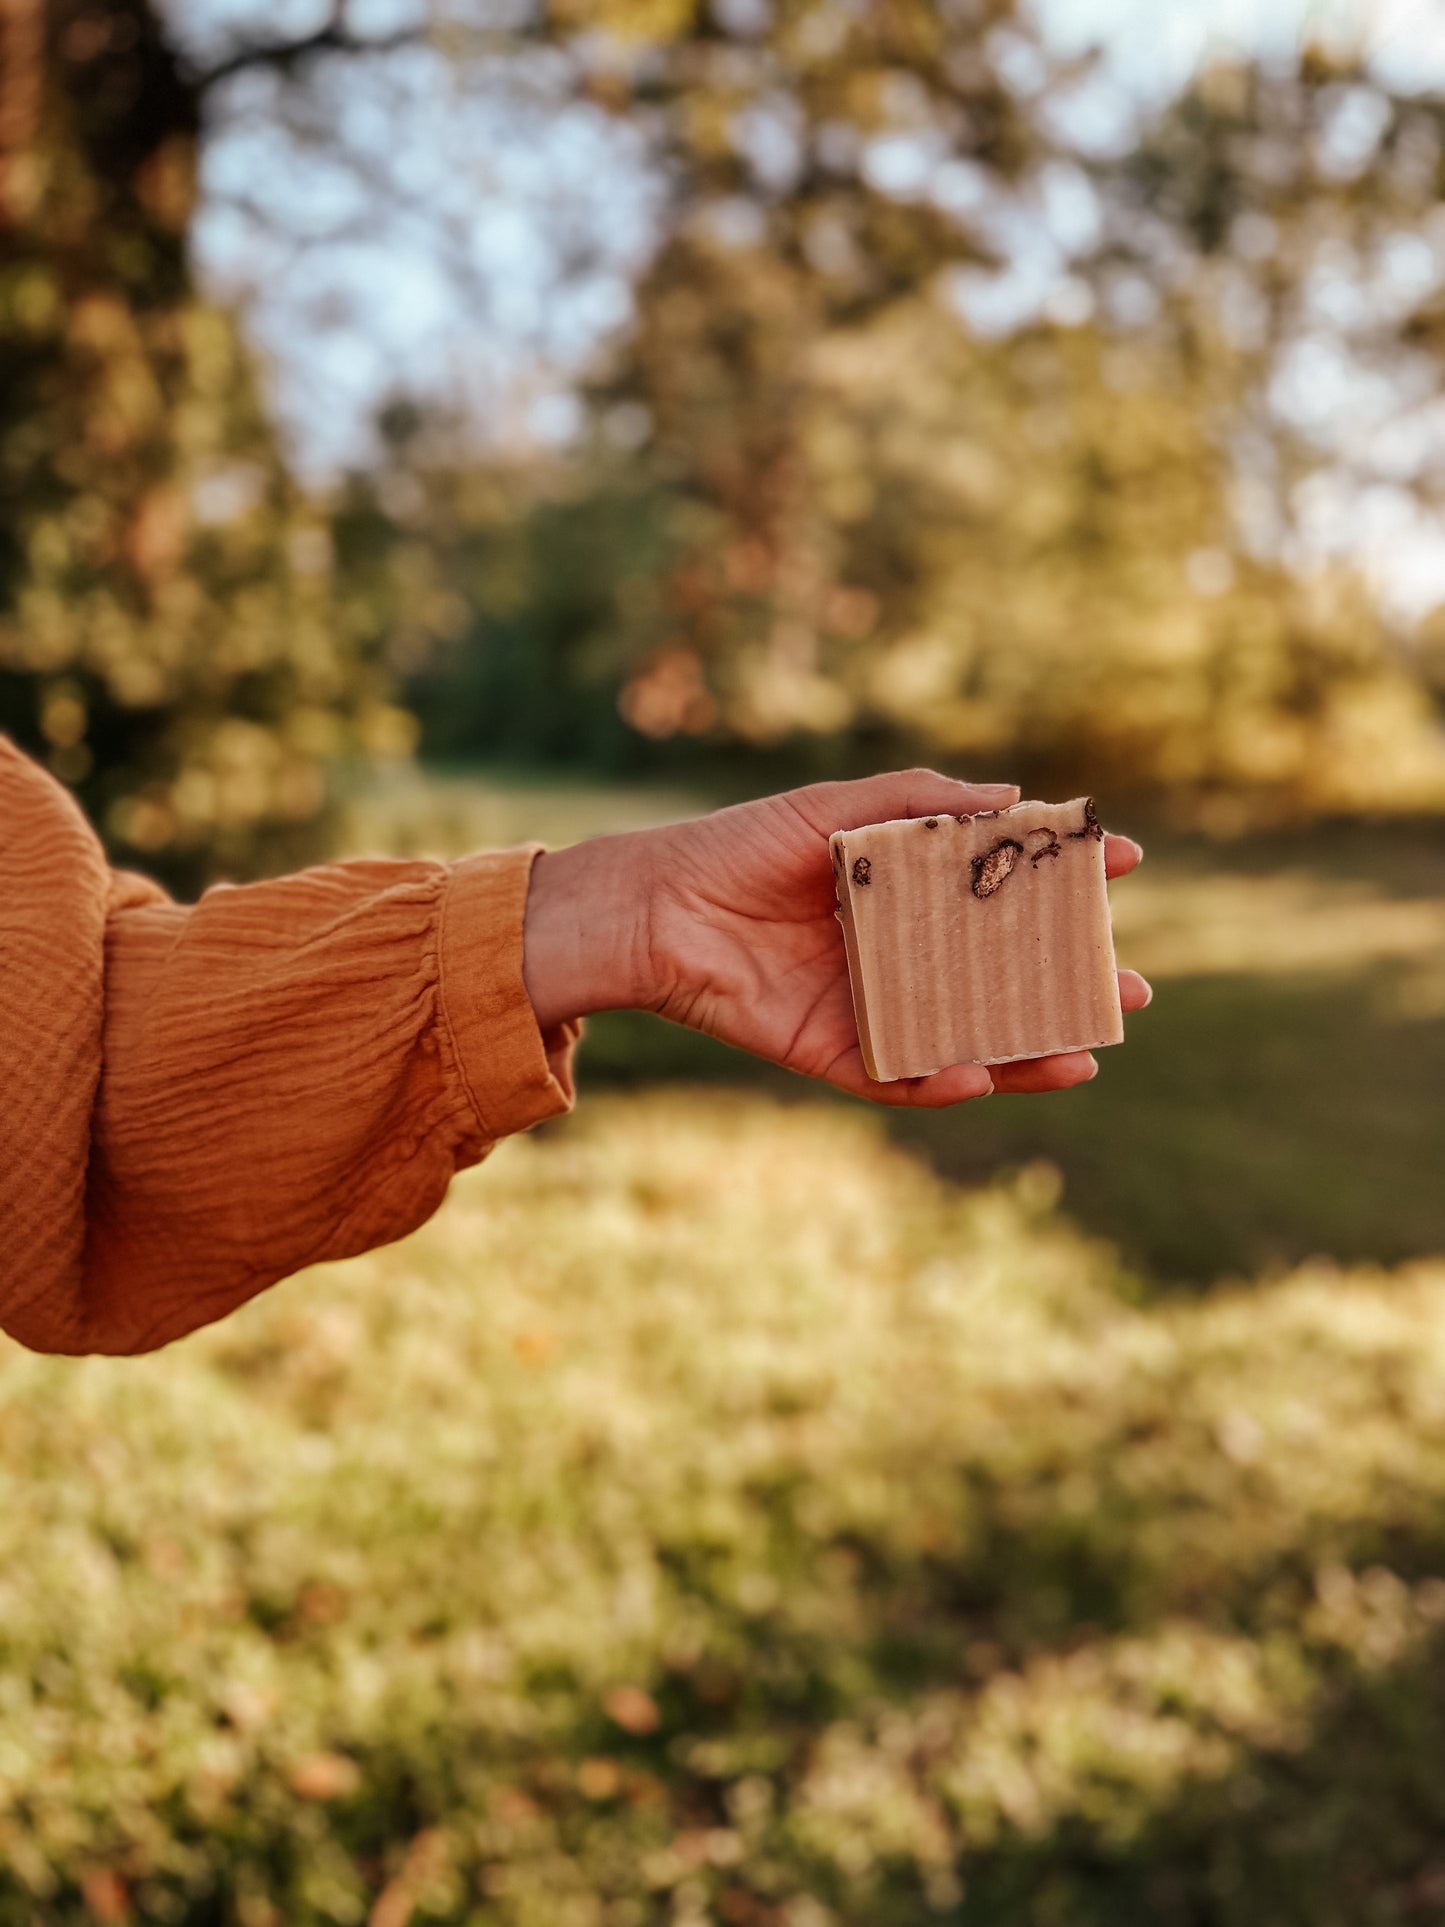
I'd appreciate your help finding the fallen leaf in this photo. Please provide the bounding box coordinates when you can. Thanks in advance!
[604,1684,661,1735]
[287,1751,361,1801]
[81,1869,130,1923]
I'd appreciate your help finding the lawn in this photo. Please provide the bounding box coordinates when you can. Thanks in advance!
[5,766,1439,1925]
[6,1093,1445,1925]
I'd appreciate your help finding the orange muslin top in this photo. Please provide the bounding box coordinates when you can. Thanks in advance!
[0,738,579,1356]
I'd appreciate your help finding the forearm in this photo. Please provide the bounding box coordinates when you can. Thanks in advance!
[7,842,577,1357]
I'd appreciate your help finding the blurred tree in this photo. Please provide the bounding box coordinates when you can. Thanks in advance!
[5,0,1444,854]
[400,478,684,771]
[338,416,685,775]
[0,0,407,888]
[522,0,1445,817]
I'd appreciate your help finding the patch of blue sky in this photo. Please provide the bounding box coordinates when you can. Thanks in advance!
[181,13,660,474]
[1032,0,1445,100]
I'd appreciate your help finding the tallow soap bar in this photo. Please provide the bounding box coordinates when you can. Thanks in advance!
[830,798,1124,1080]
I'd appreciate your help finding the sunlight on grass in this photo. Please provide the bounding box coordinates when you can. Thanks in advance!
[1112,870,1445,989]
[337,766,711,862]
[5,1095,1445,1922]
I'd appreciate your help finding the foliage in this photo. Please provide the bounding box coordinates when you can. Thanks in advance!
[560,3,1445,816]
[600,296,1444,817]
[365,465,686,776]
[5,1093,1445,1923]
[8,0,1445,851]
[0,0,404,889]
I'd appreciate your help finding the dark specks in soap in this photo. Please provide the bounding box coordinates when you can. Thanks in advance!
[971,837,1024,898]
[852,856,872,887]
[1067,797,1103,841]
[924,818,938,829]
[1025,827,1061,866]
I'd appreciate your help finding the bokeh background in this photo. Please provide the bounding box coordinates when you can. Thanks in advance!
[4,0,1445,1920]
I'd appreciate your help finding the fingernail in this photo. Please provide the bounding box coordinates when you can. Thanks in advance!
[975,783,1020,801]
[1077,1054,1099,1083]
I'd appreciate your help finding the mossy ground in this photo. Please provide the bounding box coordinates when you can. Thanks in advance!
[6,1094,1445,1924]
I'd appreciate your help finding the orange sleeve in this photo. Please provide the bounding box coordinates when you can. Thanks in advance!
[0,740,577,1355]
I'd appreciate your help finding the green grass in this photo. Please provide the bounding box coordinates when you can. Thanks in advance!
[341,766,1445,1285]
[7,1094,1445,1924]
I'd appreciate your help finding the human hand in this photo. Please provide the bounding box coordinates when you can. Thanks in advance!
[522,770,1151,1108]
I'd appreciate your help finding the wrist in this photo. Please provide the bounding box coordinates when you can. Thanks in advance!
[522,832,659,1030]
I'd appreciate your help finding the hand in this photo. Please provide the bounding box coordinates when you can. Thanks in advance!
[522,769,1151,1108]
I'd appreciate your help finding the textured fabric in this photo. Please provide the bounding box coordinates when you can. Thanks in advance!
[0,739,578,1355]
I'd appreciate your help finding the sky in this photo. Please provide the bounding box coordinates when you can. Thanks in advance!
[182,13,659,474]
[1039,0,1445,101]
[169,0,1445,614]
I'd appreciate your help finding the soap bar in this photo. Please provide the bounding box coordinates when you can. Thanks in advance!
[830,798,1123,1080]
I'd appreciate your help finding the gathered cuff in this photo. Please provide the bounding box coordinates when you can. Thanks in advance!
[438,846,580,1145]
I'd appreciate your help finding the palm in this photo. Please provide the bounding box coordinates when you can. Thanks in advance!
[649,772,1149,1108]
[654,792,880,1076]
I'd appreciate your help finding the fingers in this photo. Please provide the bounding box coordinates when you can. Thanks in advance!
[829,968,1150,1106]
[990,1051,1099,1094]
[883,1061,998,1108]
[1105,834,1143,879]
[989,971,1151,1091]
[1118,968,1152,1011]
[822,1044,996,1109]
[841,1043,1105,1106]
[786,768,1020,837]
[785,774,1148,881]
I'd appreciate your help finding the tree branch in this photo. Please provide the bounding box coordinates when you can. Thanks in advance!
[192,23,428,94]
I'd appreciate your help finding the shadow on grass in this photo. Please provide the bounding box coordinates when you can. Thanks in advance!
[579,959,1445,1288]
[943,1631,1445,1927]
[578,1470,1445,1926]
[20,1567,1445,1927]
[11,1324,1445,1924]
